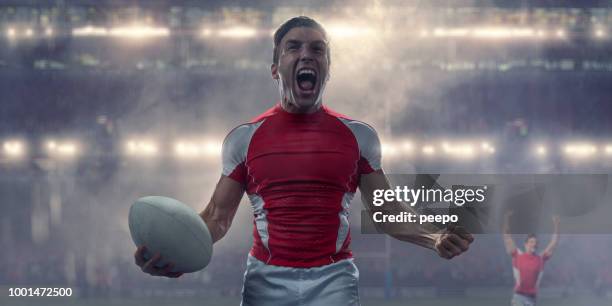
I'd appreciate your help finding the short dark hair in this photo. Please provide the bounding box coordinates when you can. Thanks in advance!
[526,234,537,242]
[272,16,329,65]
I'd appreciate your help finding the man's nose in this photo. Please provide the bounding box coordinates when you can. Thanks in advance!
[299,47,315,61]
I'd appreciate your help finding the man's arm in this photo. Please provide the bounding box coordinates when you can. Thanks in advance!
[542,215,560,257]
[502,210,516,255]
[359,170,473,259]
[199,176,245,243]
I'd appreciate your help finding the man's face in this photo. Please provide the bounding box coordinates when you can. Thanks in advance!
[525,237,538,254]
[272,27,330,112]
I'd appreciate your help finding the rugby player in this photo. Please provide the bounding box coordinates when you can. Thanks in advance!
[135,16,474,305]
[504,211,560,306]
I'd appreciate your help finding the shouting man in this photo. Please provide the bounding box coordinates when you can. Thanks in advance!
[135,16,473,306]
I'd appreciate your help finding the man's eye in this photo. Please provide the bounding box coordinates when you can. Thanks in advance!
[287,44,299,51]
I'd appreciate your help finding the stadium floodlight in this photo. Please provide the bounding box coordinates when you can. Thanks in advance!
[46,140,80,158]
[45,27,53,37]
[200,28,213,37]
[174,141,204,159]
[126,139,158,157]
[594,29,606,39]
[481,142,496,154]
[605,145,612,155]
[381,142,399,157]
[535,144,548,157]
[174,139,221,159]
[73,26,109,37]
[109,25,170,38]
[217,26,257,38]
[441,142,475,159]
[202,141,222,157]
[6,27,16,38]
[175,141,201,158]
[56,143,78,157]
[422,145,436,156]
[3,140,25,158]
[563,143,597,159]
[433,28,469,38]
[25,28,33,37]
[555,29,565,38]
[472,27,535,39]
[401,141,414,154]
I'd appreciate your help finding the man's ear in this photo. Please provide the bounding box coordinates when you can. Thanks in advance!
[271,63,279,80]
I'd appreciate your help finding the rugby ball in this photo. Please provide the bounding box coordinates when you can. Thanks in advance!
[129,196,213,273]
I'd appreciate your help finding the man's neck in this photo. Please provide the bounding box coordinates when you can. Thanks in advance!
[281,100,322,114]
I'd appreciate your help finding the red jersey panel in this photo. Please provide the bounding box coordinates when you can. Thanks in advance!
[512,249,550,297]
[221,104,381,268]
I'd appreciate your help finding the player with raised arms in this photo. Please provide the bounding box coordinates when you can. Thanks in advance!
[134,16,474,305]
[503,211,560,306]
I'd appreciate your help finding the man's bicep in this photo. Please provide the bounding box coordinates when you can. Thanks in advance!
[200,176,245,243]
[358,169,389,209]
[211,175,245,210]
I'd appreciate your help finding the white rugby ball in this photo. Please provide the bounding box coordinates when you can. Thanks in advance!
[129,196,213,273]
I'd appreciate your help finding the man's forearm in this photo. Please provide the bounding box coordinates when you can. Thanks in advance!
[366,203,440,250]
[546,232,559,252]
[382,223,438,250]
[362,183,441,250]
[199,204,233,243]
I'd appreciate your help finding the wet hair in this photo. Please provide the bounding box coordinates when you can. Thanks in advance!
[272,16,330,65]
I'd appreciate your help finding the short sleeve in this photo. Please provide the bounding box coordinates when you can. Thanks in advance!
[221,122,262,184]
[338,119,382,174]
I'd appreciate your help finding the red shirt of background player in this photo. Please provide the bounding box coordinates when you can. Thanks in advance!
[512,249,550,297]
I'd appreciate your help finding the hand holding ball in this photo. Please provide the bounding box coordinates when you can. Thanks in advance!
[129,196,213,276]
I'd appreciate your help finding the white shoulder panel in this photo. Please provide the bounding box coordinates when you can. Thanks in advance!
[221,121,264,176]
[338,118,382,171]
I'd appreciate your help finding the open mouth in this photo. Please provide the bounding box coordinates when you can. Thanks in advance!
[295,68,317,92]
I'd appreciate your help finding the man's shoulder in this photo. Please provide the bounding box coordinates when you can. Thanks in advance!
[322,105,352,120]
[324,106,381,168]
[249,104,281,123]
[223,121,265,149]
[323,105,378,134]
[224,105,278,140]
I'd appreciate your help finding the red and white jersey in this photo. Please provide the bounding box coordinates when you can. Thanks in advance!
[222,104,381,268]
[512,249,550,297]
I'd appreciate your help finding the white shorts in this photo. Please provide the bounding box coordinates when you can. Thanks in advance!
[512,293,536,306]
[240,255,360,306]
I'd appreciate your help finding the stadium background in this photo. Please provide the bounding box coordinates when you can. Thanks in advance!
[1,0,612,305]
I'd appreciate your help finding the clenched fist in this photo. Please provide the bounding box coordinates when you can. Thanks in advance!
[434,225,474,259]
